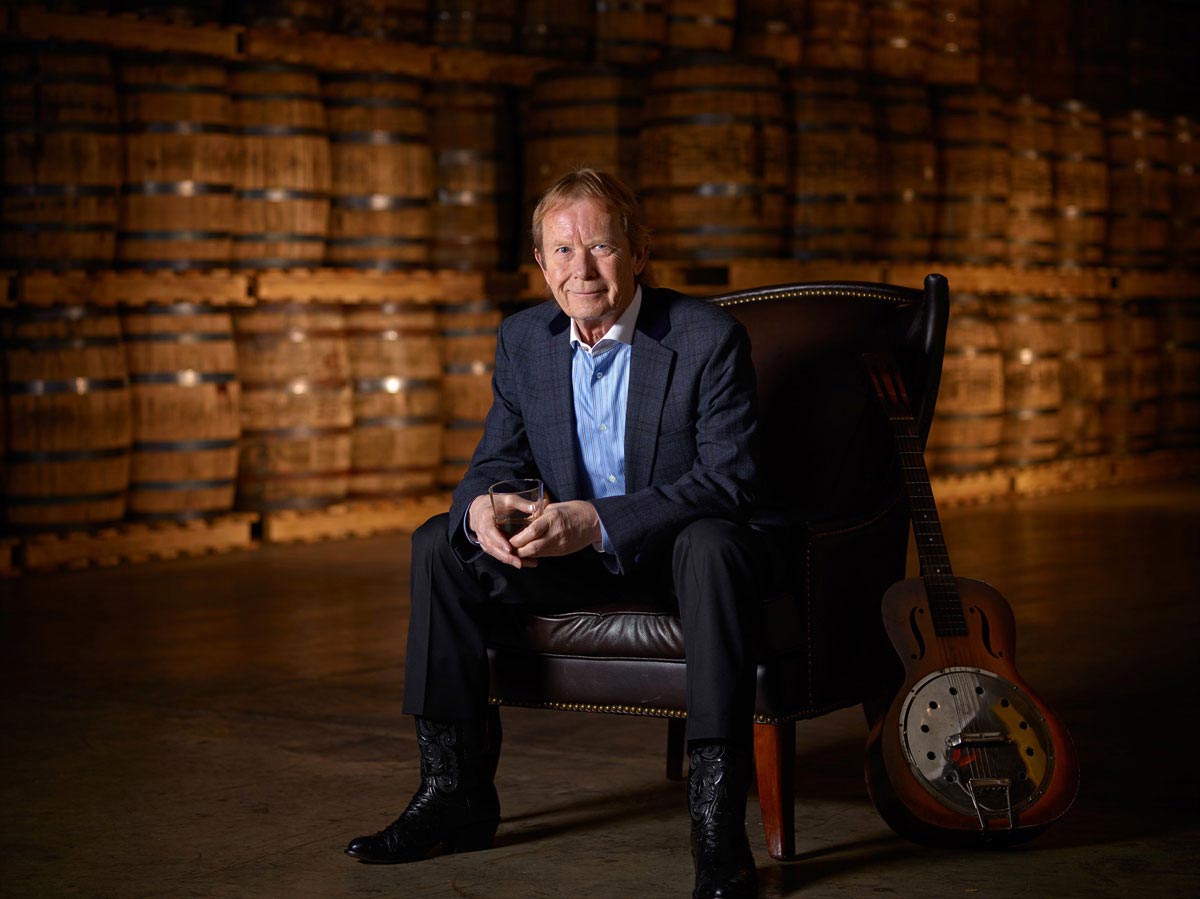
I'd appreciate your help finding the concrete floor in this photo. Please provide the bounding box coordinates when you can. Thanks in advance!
[2,480,1198,899]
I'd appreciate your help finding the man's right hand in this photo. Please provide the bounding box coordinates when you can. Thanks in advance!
[467,494,538,569]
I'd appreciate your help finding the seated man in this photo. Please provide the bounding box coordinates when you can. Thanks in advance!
[346,169,769,899]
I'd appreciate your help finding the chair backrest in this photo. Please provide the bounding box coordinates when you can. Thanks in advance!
[708,275,949,526]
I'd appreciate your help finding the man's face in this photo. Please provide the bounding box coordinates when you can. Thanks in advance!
[534,197,647,342]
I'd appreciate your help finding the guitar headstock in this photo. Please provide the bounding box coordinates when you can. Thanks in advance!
[862,352,916,426]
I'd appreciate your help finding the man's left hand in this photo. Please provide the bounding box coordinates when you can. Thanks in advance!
[509,500,602,559]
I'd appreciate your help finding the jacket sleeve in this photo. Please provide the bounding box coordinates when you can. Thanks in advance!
[446,316,540,561]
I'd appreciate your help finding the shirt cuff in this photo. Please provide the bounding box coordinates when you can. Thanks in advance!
[595,517,614,556]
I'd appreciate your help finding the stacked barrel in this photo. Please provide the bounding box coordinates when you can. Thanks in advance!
[3,2,1200,540]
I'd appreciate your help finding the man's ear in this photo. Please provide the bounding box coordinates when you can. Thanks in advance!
[533,247,546,277]
[632,244,647,276]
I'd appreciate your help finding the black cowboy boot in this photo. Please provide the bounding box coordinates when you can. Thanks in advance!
[688,742,758,899]
[345,716,500,863]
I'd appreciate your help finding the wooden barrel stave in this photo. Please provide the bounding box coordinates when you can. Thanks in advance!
[324,72,433,270]
[439,301,499,487]
[873,80,937,262]
[868,0,930,81]
[1007,94,1057,268]
[345,303,443,498]
[118,57,235,271]
[122,302,240,519]
[788,72,878,262]
[229,64,330,270]
[925,292,1005,474]
[639,58,788,261]
[1104,299,1162,455]
[806,0,867,71]
[1,46,122,270]
[1058,296,1109,457]
[1054,100,1108,269]
[665,0,736,53]
[1106,110,1172,270]
[234,303,352,510]
[935,87,1010,265]
[429,85,512,271]
[990,294,1063,466]
[3,304,131,528]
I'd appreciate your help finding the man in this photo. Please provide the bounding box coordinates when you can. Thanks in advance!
[346,169,766,899]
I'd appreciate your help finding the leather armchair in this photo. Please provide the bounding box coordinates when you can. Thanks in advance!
[484,275,950,859]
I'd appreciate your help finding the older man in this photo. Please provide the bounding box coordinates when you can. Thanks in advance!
[346,170,766,899]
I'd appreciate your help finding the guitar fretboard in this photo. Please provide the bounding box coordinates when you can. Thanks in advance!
[865,354,968,637]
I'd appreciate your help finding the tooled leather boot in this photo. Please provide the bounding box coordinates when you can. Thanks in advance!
[688,742,757,899]
[345,716,500,863]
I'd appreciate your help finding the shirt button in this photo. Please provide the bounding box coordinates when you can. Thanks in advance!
[599,423,607,432]
[595,371,603,379]
[608,474,616,483]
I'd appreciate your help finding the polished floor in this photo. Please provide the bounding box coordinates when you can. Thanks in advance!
[2,480,1198,899]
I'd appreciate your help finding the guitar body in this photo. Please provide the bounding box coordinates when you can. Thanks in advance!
[865,575,1080,846]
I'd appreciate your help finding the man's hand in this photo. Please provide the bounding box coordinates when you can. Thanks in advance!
[467,493,536,569]
[510,500,602,560]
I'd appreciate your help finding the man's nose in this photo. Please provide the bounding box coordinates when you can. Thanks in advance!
[571,246,596,279]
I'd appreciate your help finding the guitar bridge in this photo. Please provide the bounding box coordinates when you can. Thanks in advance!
[966,777,1015,831]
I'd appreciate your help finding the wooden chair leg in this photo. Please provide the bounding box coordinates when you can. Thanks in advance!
[666,717,686,781]
[753,721,796,860]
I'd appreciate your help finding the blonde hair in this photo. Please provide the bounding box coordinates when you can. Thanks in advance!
[530,168,651,259]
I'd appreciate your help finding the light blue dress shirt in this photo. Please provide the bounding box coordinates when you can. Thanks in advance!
[567,285,641,556]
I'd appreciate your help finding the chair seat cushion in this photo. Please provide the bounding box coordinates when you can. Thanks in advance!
[487,590,806,661]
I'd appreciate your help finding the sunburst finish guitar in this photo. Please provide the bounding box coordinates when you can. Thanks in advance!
[863,353,1080,846]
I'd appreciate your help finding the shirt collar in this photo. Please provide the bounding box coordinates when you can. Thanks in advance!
[568,285,643,355]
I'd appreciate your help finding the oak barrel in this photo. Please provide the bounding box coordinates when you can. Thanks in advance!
[234,303,352,510]
[520,1,593,58]
[1,46,121,271]
[805,0,867,71]
[525,67,642,230]
[1058,296,1109,457]
[428,85,512,271]
[989,293,1063,466]
[934,87,1009,265]
[337,0,429,41]
[639,57,788,261]
[440,300,499,487]
[3,304,131,529]
[666,0,736,53]
[121,302,240,519]
[1007,94,1057,268]
[117,57,235,270]
[868,0,930,81]
[873,79,937,262]
[430,0,518,49]
[1106,110,1172,270]
[1053,100,1108,269]
[924,293,1005,474]
[346,303,443,498]
[323,72,433,270]
[926,1,981,86]
[1169,115,1200,269]
[1161,298,1200,449]
[787,72,878,262]
[229,64,330,270]
[595,1,666,66]
[1104,299,1161,455]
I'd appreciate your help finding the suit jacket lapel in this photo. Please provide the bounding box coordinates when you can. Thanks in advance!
[625,291,674,494]
[538,311,581,501]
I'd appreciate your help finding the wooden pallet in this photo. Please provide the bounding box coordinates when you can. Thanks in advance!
[15,270,252,308]
[253,268,488,305]
[1011,455,1116,497]
[260,494,451,544]
[18,513,258,573]
[13,5,241,57]
[930,468,1015,506]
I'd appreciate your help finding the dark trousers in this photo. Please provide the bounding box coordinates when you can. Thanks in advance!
[402,513,768,744]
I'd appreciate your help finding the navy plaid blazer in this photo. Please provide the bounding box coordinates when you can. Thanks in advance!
[447,285,759,574]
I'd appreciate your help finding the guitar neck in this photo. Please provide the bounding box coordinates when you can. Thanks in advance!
[865,354,967,637]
